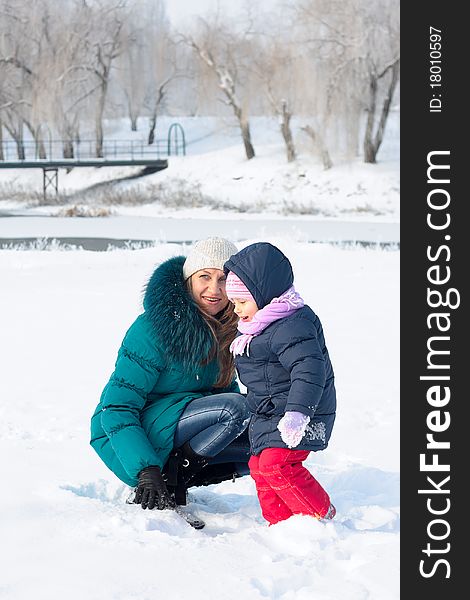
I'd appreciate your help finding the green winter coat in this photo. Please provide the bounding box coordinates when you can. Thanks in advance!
[90,255,239,487]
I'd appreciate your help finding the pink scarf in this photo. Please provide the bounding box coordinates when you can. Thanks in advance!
[230,286,305,356]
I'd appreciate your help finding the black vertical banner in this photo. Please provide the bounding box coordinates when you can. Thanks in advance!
[401,2,465,596]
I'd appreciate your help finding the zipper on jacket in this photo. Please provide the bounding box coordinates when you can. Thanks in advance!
[264,363,271,396]
[248,418,255,454]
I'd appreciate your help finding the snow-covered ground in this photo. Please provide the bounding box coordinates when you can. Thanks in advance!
[0,240,399,600]
[0,114,399,599]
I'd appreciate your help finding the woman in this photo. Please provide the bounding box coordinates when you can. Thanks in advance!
[90,237,250,510]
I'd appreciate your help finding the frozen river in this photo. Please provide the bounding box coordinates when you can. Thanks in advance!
[0,213,399,250]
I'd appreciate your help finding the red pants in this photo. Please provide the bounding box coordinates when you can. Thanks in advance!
[249,448,330,525]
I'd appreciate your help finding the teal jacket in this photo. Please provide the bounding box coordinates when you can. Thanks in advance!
[90,256,239,487]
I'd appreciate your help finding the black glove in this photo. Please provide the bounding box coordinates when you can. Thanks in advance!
[134,466,175,510]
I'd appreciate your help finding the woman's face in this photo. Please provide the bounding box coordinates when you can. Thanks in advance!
[189,269,229,316]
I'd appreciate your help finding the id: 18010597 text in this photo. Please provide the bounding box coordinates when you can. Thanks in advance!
[429,26,442,113]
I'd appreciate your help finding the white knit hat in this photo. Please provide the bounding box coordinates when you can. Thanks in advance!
[183,237,238,280]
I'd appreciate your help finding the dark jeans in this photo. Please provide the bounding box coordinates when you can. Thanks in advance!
[173,392,251,476]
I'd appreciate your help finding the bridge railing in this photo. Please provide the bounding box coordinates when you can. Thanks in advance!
[0,138,184,162]
[0,123,186,163]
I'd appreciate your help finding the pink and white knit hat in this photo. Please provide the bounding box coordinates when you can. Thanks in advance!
[225,271,255,301]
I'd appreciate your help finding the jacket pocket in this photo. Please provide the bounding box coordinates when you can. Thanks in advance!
[255,395,284,417]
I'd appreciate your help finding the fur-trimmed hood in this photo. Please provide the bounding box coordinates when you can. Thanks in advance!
[143,255,214,369]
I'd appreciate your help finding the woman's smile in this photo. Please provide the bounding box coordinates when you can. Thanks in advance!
[201,295,222,306]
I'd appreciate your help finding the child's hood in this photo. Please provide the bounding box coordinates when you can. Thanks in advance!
[224,242,293,309]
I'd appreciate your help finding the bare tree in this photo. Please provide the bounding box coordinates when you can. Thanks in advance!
[83,0,129,157]
[141,1,183,145]
[115,0,148,131]
[26,0,70,158]
[120,43,146,131]
[26,0,91,158]
[363,58,399,163]
[0,116,3,161]
[293,0,399,163]
[301,124,333,169]
[1,0,91,159]
[252,36,298,162]
[181,18,256,160]
[0,0,399,166]
[0,0,36,159]
[2,113,25,159]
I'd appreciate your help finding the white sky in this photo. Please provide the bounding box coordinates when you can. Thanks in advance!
[164,0,280,28]
[165,0,243,25]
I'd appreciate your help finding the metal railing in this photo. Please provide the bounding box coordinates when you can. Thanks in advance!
[0,123,187,163]
[0,138,177,162]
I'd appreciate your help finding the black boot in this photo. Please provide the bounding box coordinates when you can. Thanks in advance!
[179,441,210,487]
[162,442,210,506]
[189,462,241,487]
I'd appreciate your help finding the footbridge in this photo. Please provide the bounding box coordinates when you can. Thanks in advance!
[0,123,186,199]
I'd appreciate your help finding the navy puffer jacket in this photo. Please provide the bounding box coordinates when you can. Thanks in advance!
[225,243,336,455]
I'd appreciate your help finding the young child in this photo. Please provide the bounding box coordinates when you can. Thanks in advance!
[224,242,336,525]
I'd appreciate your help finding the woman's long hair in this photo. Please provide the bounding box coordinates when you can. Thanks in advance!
[186,279,238,388]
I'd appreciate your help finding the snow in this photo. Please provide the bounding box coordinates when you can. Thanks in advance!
[0,242,399,599]
[0,115,399,599]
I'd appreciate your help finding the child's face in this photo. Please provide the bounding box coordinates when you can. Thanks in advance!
[230,298,259,322]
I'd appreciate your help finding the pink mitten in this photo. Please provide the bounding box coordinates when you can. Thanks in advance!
[277,411,310,448]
